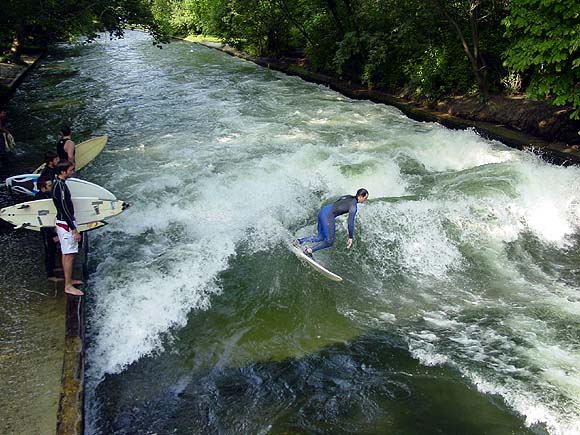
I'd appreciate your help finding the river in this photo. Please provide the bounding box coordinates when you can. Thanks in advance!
[2,30,580,435]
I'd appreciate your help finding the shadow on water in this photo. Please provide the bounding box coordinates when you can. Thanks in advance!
[89,248,546,435]
[94,331,544,435]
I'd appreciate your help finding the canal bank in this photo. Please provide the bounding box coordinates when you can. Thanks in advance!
[1,49,87,435]
[0,220,87,435]
[194,39,580,166]
[0,52,44,104]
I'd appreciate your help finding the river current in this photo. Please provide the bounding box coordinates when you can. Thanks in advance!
[3,31,580,435]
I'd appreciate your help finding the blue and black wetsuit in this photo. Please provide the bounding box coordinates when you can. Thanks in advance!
[298,195,358,253]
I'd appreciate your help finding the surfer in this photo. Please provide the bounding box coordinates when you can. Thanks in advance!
[39,151,59,180]
[35,177,62,282]
[56,125,75,168]
[52,160,83,296]
[296,188,369,258]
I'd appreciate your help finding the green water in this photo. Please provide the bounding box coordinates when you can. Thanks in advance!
[2,31,580,435]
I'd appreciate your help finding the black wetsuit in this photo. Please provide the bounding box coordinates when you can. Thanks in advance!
[298,195,359,253]
[52,177,76,231]
[56,138,70,161]
[39,165,56,181]
[35,190,58,277]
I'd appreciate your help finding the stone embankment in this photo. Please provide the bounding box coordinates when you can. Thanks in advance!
[1,52,86,435]
[0,52,44,103]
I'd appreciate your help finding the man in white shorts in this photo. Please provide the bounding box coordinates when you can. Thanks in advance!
[52,159,83,296]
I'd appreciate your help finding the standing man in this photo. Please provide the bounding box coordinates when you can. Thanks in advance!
[0,109,15,159]
[295,188,369,258]
[39,150,59,180]
[56,125,75,168]
[35,177,62,282]
[52,160,83,296]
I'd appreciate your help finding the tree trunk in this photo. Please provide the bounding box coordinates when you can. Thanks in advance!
[7,26,27,64]
[322,0,346,37]
[430,0,489,97]
[277,0,318,48]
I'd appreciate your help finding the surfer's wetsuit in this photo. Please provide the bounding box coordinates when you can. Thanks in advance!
[40,165,56,181]
[298,195,358,253]
[52,177,76,231]
[56,138,71,161]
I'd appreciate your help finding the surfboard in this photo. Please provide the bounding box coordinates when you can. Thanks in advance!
[0,198,129,229]
[33,135,108,173]
[288,242,343,282]
[25,221,108,233]
[5,174,116,200]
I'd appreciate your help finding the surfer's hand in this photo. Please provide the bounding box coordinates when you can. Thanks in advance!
[346,238,353,249]
[73,229,81,242]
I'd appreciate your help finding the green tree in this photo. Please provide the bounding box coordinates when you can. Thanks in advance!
[0,0,167,61]
[504,0,580,118]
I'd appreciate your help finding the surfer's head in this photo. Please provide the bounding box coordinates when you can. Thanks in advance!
[356,188,369,203]
[56,159,74,179]
[37,176,53,193]
[60,125,71,137]
[44,150,58,166]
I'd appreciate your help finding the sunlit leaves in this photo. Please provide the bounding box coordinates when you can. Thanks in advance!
[503,0,580,117]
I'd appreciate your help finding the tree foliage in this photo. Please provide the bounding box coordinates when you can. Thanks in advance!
[0,0,168,60]
[2,0,579,116]
[503,0,580,118]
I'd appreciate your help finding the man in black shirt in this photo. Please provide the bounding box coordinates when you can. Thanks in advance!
[52,160,83,296]
[56,125,75,168]
[39,151,59,180]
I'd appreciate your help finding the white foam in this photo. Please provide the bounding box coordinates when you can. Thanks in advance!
[513,161,580,245]
[88,135,404,379]
[402,126,517,172]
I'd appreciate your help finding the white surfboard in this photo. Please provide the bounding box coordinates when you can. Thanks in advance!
[25,221,108,233]
[288,242,343,282]
[33,135,108,173]
[0,197,129,229]
[5,174,116,200]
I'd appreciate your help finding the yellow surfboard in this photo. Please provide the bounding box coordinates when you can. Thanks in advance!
[34,135,108,173]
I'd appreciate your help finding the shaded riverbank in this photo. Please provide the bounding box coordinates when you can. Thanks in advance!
[0,51,44,103]
[194,39,580,165]
[0,49,87,435]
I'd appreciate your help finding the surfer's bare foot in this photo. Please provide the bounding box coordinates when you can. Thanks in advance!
[303,248,313,258]
[65,286,84,296]
[293,239,301,247]
[72,279,83,285]
[47,276,64,282]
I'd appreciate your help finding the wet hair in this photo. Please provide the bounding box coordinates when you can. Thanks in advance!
[356,188,369,198]
[44,150,58,163]
[60,125,71,136]
[37,176,52,191]
[56,159,73,175]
